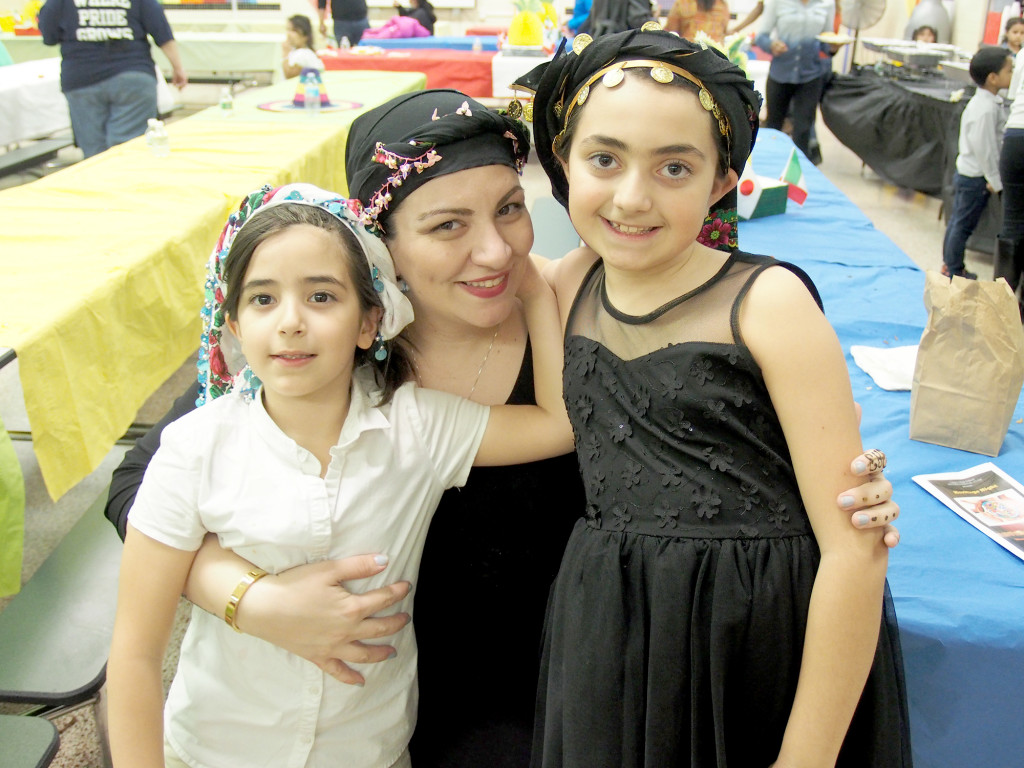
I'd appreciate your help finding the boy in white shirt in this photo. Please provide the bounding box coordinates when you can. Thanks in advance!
[942,46,1013,279]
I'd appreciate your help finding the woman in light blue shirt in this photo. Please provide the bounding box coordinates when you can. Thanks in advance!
[754,0,835,161]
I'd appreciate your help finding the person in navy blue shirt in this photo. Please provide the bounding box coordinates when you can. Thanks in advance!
[318,0,370,47]
[38,0,187,158]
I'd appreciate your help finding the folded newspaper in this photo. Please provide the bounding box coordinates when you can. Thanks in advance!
[913,463,1024,562]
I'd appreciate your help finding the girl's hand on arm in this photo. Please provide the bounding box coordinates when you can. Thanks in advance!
[743,266,888,767]
[184,535,411,685]
[107,529,197,768]
[475,258,573,465]
[839,446,901,548]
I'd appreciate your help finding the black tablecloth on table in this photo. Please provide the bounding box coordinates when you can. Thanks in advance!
[821,67,1000,254]
[820,67,966,196]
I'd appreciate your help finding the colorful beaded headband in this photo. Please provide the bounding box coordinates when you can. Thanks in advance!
[359,141,442,234]
[356,100,528,235]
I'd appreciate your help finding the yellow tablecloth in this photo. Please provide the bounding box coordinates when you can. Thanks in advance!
[0,71,425,500]
[0,412,25,597]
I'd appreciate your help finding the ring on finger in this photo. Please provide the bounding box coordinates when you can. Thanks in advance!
[864,448,886,473]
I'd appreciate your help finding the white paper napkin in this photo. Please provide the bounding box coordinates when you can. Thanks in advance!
[850,345,919,391]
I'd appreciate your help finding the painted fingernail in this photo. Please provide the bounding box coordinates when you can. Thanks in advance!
[856,513,869,527]
[387,650,397,659]
[374,554,389,566]
[853,460,867,474]
[840,495,855,508]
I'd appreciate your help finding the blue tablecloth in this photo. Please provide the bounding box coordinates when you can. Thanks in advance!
[744,129,1024,768]
[356,35,499,51]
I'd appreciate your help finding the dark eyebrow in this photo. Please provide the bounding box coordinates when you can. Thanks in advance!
[241,278,276,292]
[416,184,525,221]
[581,134,707,160]
[303,275,345,286]
[241,275,345,292]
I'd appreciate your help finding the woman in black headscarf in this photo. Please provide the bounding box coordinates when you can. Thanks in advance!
[343,89,586,766]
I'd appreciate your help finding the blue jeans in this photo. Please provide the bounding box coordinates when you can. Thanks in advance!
[333,17,370,46]
[942,172,990,273]
[63,70,157,158]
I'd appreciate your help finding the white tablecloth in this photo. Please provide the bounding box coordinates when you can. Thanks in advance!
[0,33,285,82]
[0,57,70,145]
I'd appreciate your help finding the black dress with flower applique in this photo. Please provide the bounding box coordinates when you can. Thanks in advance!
[531,252,913,768]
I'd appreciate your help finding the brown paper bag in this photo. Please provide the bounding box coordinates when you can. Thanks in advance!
[910,272,1024,456]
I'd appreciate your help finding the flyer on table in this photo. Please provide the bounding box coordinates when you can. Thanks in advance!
[913,463,1024,562]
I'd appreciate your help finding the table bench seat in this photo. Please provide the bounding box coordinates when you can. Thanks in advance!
[0,491,121,766]
[0,137,73,179]
[0,714,60,768]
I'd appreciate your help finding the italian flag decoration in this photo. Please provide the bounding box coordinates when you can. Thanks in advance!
[780,148,808,205]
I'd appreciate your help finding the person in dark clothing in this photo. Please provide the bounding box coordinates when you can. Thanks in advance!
[318,0,370,46]
[37,0,187,157]
[584,0,655,37]
[393,0,436,35]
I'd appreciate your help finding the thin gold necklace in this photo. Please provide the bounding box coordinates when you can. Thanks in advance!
[468,327,500,400]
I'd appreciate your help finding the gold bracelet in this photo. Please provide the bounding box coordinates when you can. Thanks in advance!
[224,568,268,632]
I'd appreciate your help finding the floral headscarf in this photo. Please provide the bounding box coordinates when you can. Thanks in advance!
[196,183,415,405]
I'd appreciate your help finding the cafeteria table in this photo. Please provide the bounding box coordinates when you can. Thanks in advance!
[820,66,999,253]
[0,31,286,82]
[320,47,494,97]
[0,57,70,145]
[744,129,1024,768]
[356,35,500,51]
[820,66,967,198]
[0,70,426,501]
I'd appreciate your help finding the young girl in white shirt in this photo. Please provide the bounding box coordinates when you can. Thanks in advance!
[282,14,325,79]
[106,182,572,768]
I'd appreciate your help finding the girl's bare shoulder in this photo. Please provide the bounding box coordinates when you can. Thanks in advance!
[548,246,600,307]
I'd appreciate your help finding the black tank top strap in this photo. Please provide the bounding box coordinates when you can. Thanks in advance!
[728,254,824,344]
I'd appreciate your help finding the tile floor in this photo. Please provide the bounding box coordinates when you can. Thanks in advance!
[0,98,993,765]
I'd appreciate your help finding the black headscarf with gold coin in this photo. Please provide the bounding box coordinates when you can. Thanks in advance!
[512,28,761,250]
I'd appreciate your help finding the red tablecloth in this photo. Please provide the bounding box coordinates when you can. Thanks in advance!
[318,48,494,97]
[464,25,506,36]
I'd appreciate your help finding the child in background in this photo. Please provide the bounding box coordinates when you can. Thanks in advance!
[515,28,911,767]
[105,183,572,768]
[912,25,937,44]
[1003,16,1024,56]
[942,46,1013,280]
[393,0,436,35]
[282,14,325,79]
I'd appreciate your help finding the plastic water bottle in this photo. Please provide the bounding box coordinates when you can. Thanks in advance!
[219,87,234,116]
[340,35,351,50]
[144,118,170,157]
[305,79,321,116]
[472,36,482,53]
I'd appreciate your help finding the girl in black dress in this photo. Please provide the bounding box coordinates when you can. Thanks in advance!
[515,27,912,767]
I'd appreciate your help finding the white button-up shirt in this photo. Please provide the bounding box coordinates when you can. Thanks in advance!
[130,369,489,768]
[955,87,1007,192]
